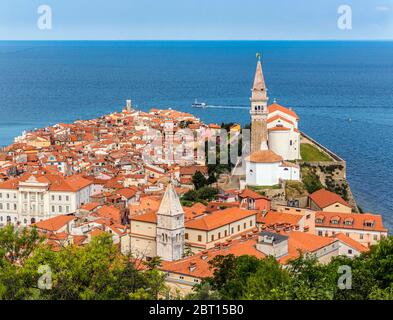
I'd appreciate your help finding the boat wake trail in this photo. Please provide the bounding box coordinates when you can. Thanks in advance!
[201,105,249,110]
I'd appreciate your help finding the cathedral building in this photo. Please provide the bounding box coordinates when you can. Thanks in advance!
[246,56,301,187]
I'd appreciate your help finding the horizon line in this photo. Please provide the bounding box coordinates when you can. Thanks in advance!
[1,39,393,42]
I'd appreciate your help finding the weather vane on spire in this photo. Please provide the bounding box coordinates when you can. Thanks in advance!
[256,52,261,61]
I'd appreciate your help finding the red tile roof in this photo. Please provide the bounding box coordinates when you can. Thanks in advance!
[246,150,283,163]
[309,189,351,209]
[268,103,299,120]
[160,231,337,278]
[239,188,268,200]
[185,207,258,231]
[33,215,74,232]
[257,211,303,226]
[332,233,368,253]
[315,211,387,232]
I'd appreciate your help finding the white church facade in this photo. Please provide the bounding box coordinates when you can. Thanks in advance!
[246,150,300,186]
[246,56,301,187]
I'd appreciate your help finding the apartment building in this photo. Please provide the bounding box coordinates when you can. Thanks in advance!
[0,173,93,226]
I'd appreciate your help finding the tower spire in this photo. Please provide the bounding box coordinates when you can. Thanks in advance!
[251,53,268,102]
[157,182,183,216]
[156,183,185,261]
[250,54,269,154]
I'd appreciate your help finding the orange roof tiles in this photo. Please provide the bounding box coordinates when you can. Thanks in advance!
[131,211,157,224]
[184,202,207,220]
[33,215,74,232]
[185,207,258,231]
[268,103,299,120]
[96,205,122,224]
[332,233,368,253]
[279,231,338,264]
[246,150,283,163]
[267,114,295,126]
[315,211,387,232]
[257,211,303,226]
[239,188,268,200]
[309,189,351,209]
[161,230,337,278]
[80,202,102,211]
[160,235,265,278]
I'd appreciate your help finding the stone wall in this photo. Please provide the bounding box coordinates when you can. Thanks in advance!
[299,132,359,213]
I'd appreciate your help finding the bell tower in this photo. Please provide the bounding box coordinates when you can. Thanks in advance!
[156,183,185,261]
[250,53,269,153]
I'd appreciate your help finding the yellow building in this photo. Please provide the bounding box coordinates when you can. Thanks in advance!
[308,188,353,213]
[122,199,259,259]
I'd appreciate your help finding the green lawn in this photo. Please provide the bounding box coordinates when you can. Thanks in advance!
[300,143,332,162]
[248,184,281,191]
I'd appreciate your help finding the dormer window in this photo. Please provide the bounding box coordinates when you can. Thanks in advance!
[364,221,374,227]
[315,217,324,224]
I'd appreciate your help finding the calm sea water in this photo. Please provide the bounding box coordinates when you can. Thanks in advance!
[1,41,393,229]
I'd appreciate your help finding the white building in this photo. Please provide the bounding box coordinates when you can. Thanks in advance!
[0,173,93,226]
[267,104,301,161]
[245,149,300,186]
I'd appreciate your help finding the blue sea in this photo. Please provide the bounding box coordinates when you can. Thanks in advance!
[1,41,393,229]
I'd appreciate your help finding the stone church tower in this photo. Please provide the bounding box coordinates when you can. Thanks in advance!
[250,55,269,154]
[156,183,185,261]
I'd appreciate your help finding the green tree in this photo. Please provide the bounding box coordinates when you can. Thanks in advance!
[302,171,323,194]
[196,186,218,202]
[183,243,194,258]
[143,256,162,270]
[182,190,198,202]
[192,171,208,190]
[0,229,168,300]
[186,282,221,300]
[0,225,43,265]
[207,173,217,185]
[243,256,290,300]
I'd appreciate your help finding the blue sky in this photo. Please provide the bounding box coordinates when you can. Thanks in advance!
[0,0,392,40]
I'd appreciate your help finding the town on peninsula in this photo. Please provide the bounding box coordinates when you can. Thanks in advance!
[0,57,390,300]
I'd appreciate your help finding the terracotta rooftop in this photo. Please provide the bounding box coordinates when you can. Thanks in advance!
[268,103,299,120]
[315,211,387,232]
[309,189,351,209]
[33,215,75,232]
[239,188,268,200]
[257,211,303,226]
[246,150,283,163]
[160,230,338,278]
[185,207,258,231]
[332,233,368,253]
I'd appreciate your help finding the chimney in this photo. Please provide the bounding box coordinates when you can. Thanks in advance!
[126,100,132,112]
[256,231,288,259]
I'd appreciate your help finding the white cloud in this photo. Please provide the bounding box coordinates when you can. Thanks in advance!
[375,5,391,12]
